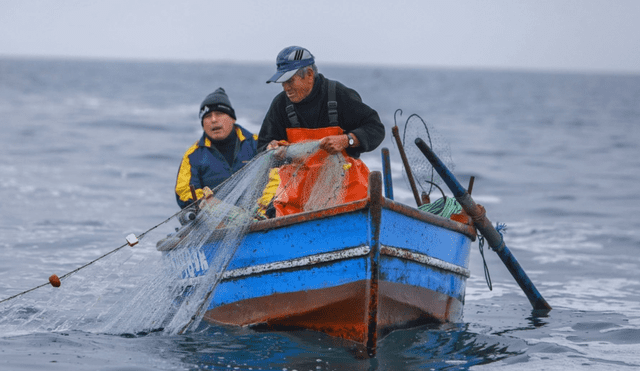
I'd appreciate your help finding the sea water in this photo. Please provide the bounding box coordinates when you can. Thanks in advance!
[1,57,639,370]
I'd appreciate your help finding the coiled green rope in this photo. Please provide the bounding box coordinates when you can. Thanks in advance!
[417,197,462,219]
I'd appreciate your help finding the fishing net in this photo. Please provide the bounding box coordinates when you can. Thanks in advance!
[0,141,356,337]
[393,110,456,203]
[290,142,349,212]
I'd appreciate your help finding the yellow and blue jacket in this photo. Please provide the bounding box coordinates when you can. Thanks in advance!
[175,125,258,209]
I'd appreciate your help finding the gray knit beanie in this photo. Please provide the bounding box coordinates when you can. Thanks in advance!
[199,87,236,121]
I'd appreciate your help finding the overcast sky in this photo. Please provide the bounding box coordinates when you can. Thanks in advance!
[1,0,639,74]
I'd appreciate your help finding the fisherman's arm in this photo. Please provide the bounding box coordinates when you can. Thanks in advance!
[175,151,203,209]
[319,133,359,154]
[339,85,386,154]
[257,99,289,152]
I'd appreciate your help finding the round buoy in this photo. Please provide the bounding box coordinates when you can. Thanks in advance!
[49,274,61,287]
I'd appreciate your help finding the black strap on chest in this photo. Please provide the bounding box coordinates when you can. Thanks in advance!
[327,80,338,125]
[285,103,300,128]
[285,79,338,128]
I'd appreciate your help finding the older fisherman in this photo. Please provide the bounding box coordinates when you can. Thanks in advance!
[257,46,385,216]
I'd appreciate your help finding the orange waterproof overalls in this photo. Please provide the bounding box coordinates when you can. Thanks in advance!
[274,127,370,217]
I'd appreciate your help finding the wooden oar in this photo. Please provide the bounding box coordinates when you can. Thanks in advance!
[415,138,551,311]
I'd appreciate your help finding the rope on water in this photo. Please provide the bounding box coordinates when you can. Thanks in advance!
[0,143,331,306]
[0,205,187,305]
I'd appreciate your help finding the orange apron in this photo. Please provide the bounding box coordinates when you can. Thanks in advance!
[274,127,370,217]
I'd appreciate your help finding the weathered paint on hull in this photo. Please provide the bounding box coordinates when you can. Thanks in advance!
[206,280,371,343]
[204,279,463,345]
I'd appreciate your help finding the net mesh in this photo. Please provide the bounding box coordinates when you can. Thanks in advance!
[395,111,455,200]
[0,141,353,337]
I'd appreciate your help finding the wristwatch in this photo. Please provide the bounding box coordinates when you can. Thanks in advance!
[347,133,355,147]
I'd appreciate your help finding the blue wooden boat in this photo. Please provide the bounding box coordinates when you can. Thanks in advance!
[157,171,476,356]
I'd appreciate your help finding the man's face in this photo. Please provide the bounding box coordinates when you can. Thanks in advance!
[202,111,235,141]
[282,69,314,103]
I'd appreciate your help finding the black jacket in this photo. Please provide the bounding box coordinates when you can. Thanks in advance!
[257,74,385,158]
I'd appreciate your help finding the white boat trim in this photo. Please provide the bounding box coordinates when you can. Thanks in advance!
[381,245,471,278]
[223,245,371,279]
[221,244,470,280]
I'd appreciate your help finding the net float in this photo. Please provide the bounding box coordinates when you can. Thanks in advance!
[49,274,61,287]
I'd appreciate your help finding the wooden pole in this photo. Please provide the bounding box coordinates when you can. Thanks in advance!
[391,126,422,207]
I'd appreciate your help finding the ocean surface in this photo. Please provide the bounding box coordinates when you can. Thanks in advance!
[1,57,639,370]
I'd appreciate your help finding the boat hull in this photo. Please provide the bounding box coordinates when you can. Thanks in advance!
[160,172,475,356]
[205,279,463,344]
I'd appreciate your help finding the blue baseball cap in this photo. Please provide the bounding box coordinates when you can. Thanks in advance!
[266,46,315,83]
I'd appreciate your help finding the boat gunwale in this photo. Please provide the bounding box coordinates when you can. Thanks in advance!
[157,174,476,252]
[247,196,477,241]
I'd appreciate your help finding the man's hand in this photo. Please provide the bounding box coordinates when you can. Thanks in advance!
[319,134,349,154]
[198,187,220,210]
[267,140,290,160]
[266,140,289,150]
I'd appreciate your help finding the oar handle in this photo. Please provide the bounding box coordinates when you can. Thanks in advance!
[415,138,551,311]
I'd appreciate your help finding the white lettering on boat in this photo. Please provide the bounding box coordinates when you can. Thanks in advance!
[171,248,210,278]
